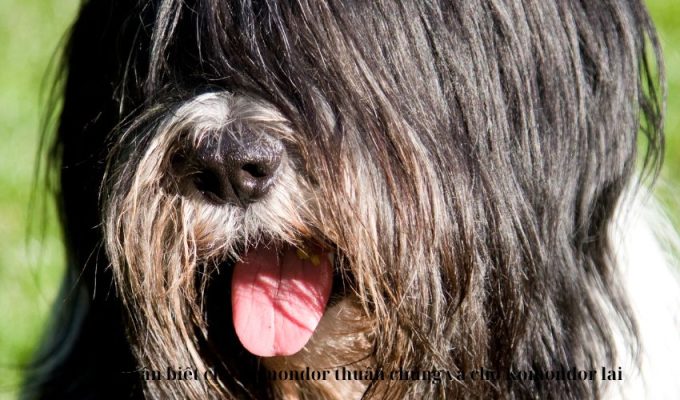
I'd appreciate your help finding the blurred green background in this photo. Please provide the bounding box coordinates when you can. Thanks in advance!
[0,1,678,399]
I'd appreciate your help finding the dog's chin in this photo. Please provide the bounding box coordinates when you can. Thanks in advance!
[208,237,347,360]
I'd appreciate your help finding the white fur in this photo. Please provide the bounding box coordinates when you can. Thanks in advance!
[610,188,680,399]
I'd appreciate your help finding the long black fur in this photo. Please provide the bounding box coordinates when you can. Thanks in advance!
[24,0,664,399]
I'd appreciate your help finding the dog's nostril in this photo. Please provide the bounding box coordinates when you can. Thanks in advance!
[192,170,227,203]
[226,150,282,204]
[241,163,268,179]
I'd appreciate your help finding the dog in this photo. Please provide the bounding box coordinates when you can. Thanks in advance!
[22,0,680,399]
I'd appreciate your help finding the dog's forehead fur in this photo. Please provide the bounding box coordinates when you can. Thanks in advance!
[25,0,670,399]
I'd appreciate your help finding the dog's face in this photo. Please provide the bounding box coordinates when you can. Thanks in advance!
[45,0,663,399]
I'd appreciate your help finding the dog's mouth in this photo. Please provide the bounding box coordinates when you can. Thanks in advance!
[230,240,334,357]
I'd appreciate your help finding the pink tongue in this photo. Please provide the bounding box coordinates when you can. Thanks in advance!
[231,244,333,357]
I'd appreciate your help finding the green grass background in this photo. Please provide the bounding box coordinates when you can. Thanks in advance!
[0,1,678,398]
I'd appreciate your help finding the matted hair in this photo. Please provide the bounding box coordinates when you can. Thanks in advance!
[25,0,663,399]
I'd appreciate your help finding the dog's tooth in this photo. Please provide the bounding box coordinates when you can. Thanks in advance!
[296,248,310,261]
[327,252,335,265]
[295,247,321,266]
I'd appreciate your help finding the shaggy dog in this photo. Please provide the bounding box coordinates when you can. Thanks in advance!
[23,0,680,399]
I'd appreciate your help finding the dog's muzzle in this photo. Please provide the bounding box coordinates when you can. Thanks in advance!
[162,110,335,358]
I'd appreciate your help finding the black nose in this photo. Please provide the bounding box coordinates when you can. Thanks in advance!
[172,131,283,206]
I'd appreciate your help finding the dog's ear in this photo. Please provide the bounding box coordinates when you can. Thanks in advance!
[58,0,154,267]
[22,1,149,399]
